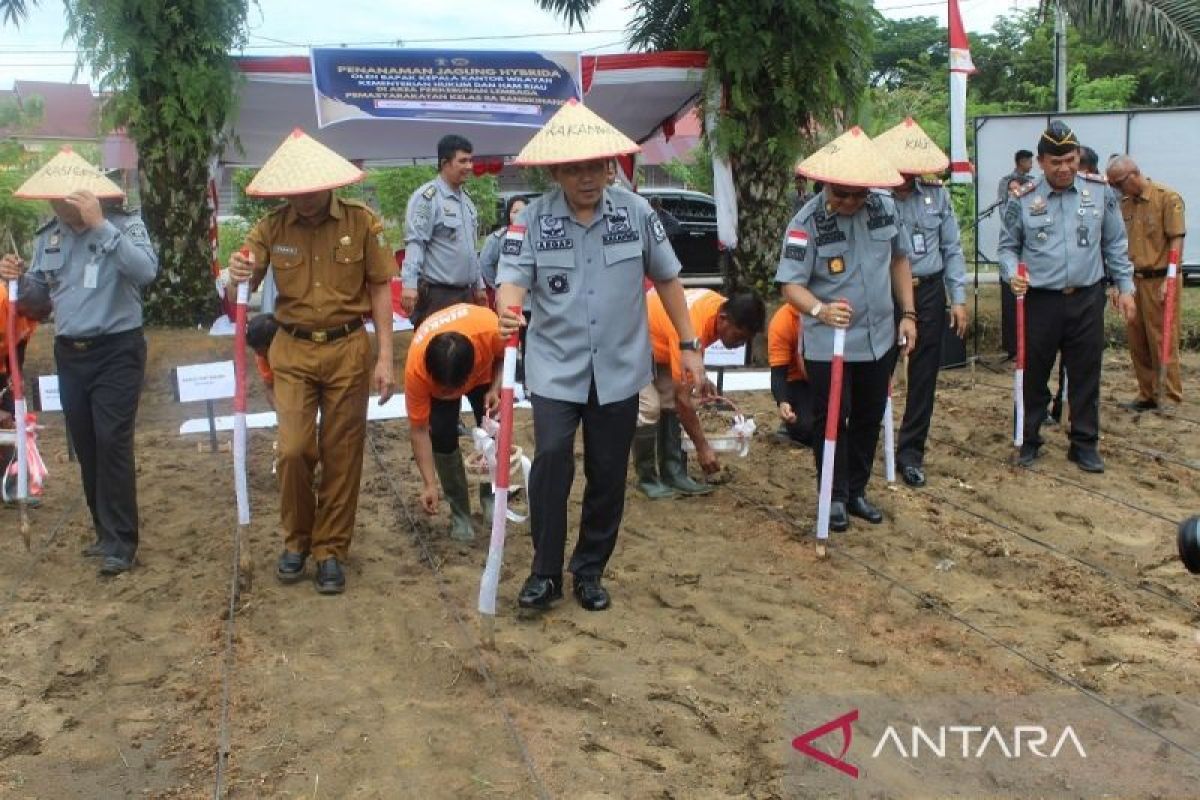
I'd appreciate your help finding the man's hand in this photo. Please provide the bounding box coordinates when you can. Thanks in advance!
[498,305,524,339]
[474,288,489,307]
[778,401,797,424]
[401,287,418,315]
[898,318,918,357]
[419,484,440,515]
[949,304,968,338]
[697,444,720,475]
[64,190,104,229]
[820,299,854,329]
[1107,285,1120,310]
[374,358,395,404]
[1010,273,1029,296]
[228,249,254,284]
[679,350,713,398]
[485,386,501,414]
[0,253,24,281]
[1117,292,1138,324]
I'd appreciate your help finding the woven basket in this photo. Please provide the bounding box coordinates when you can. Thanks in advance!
[681,396,755,455]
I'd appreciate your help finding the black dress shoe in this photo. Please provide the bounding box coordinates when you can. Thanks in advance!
[82,541,107,559]
[1016,443,1040,467]
[848,496,884,524]
[518,574,563,610]
[314,557,346,595]
[828,501,849,532]
[276,550,308,584]
[900,465,926,488]
[1120,399,1157,412]
[98,555,134,576]
[1067,444,1105,473]
[573,575,611,611]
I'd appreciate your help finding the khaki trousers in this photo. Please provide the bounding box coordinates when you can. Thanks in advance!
[1127,274,1183,404]
[636,362,676,426]
[270,327,372,560]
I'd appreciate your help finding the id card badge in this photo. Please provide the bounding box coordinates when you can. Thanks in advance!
[911,232,928,255]
[1075,225,1090,248]
[83,260,99,289]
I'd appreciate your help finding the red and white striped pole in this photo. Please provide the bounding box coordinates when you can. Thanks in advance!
[479,307,521,629]
[6,276,30,548]
[816,326,846,557]
[1013,262,1027,447]
[232,249,251,526]
[1157,248,1180,406]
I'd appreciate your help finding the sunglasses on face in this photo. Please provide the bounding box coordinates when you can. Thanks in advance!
[830,187,869,200]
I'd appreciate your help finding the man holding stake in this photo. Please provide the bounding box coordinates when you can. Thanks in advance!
[496,100,709,612]
[998,121,1136,473]
[777,127,917,531]
[227,130,396,595]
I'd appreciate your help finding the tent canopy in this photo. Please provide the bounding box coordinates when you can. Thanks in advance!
[224,52,707,167]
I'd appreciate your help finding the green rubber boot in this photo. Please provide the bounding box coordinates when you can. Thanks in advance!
[658,412,714,496]
[633,424,676,499]
[433,450,475,541]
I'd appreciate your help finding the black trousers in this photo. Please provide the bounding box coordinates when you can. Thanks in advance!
[783,379,816,446]
[411,281,474,329]
[897,274,948,468]
[1023,283,1105,449]
[429,383,487,454]
[1000,279,1017,359]
[805,356,892,503]
[55,328,146,560]
[1,339,27,416]
[529,383,638,579]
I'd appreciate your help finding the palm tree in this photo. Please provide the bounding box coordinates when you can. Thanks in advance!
[536,0,873,296]
[1,0,37,26]
[1053,0,1200,74]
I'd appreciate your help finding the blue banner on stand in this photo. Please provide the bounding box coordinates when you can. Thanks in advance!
[310,48,582,129]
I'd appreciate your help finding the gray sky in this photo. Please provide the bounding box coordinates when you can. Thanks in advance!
[0,0,1039,89]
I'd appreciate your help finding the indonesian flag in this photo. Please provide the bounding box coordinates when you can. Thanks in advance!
[949,0,976,184]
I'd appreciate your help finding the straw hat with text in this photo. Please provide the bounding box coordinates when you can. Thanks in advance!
[14,146,125,200]
[795,126,903,189]
[514,99,640,167]
[245,129,364,197]
[874,117,949,176]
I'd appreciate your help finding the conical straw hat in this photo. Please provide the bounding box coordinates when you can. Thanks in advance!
[514,99,639,166]
[14,146,124,200]
[245,129,364,197]
[795,127,903,188]
[874,117,949,175]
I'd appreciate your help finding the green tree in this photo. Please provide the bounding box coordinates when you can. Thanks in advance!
[0,0,35,25]
[537,0,873,297]
[65,0,249,326]
[0,95,47,251]
[230,167,279,224]
[1057,0,1200,76]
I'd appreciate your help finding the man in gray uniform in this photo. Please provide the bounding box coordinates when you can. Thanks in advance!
[875,118,968,488]
[496,100,708,612]
[1,149,158,575]
[777,127,917,531]
[402,134,486,327]
[998,121,1136,473]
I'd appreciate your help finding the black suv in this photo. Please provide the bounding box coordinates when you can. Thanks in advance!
[638,188,723,287]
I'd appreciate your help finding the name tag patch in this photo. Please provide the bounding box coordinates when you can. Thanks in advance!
[503,224,525,256]
[272,244,299,257]
[785,229,809,260]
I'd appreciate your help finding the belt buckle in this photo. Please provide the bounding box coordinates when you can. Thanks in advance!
[310,330,328,343]
[912,277,921,287]
[71,340,89,351]
[1063,287,1077,295]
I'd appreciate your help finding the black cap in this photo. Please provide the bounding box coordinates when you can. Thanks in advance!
[1038,121,1079,157]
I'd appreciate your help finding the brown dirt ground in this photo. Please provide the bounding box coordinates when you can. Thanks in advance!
[2,326,1200,799]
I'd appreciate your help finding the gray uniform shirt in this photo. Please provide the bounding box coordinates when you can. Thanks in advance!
[479,228,503,289]
[775,191,910,363]
[997,174,1133,294]
[24,208,158,338]
[893,180,967,305]
[402,175,481,289]
[496,185,681,405]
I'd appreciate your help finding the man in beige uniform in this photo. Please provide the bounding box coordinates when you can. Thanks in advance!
[228,130,396,594]
[1105,156,1187,409]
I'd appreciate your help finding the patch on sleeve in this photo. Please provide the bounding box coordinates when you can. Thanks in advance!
[503,224,526,256]
[1004,199,1021,228]
[649,212,667,243]
[124,221,151,245]
[784,229,809,261]
[421,184,436,201]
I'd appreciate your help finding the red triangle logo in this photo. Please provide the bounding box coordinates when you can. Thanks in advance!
[792,709,859,779]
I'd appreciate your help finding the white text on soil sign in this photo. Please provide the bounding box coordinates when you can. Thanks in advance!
[705,343,746,367]
[38,375,61,412]
[176,361,236,403]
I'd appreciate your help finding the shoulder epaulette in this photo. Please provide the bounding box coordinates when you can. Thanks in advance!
[1015,180,1039,198]
[421,184,436,201]
[338,197,373,212]
[1082,172,1107,184]
[35,217,57,234]
[267,201,291,217]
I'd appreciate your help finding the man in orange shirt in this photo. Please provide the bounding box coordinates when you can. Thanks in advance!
[405,303,505,540]
[767,304,813,447]
[635,288,765,498]
[245,313,279,409]
[0,281,42,428]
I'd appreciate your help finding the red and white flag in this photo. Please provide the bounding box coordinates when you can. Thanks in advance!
[949,0,976,184]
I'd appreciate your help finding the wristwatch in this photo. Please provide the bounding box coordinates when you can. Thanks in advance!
[679,337,702,351]
[809,302,823,319]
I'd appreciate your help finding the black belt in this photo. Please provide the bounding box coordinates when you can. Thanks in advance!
[1136,268,1169,279]
[1028,282,1100,296]
[421,280,472,291]
[281,318,363,343]
[56,327,142,352]
[912,270,944,288]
